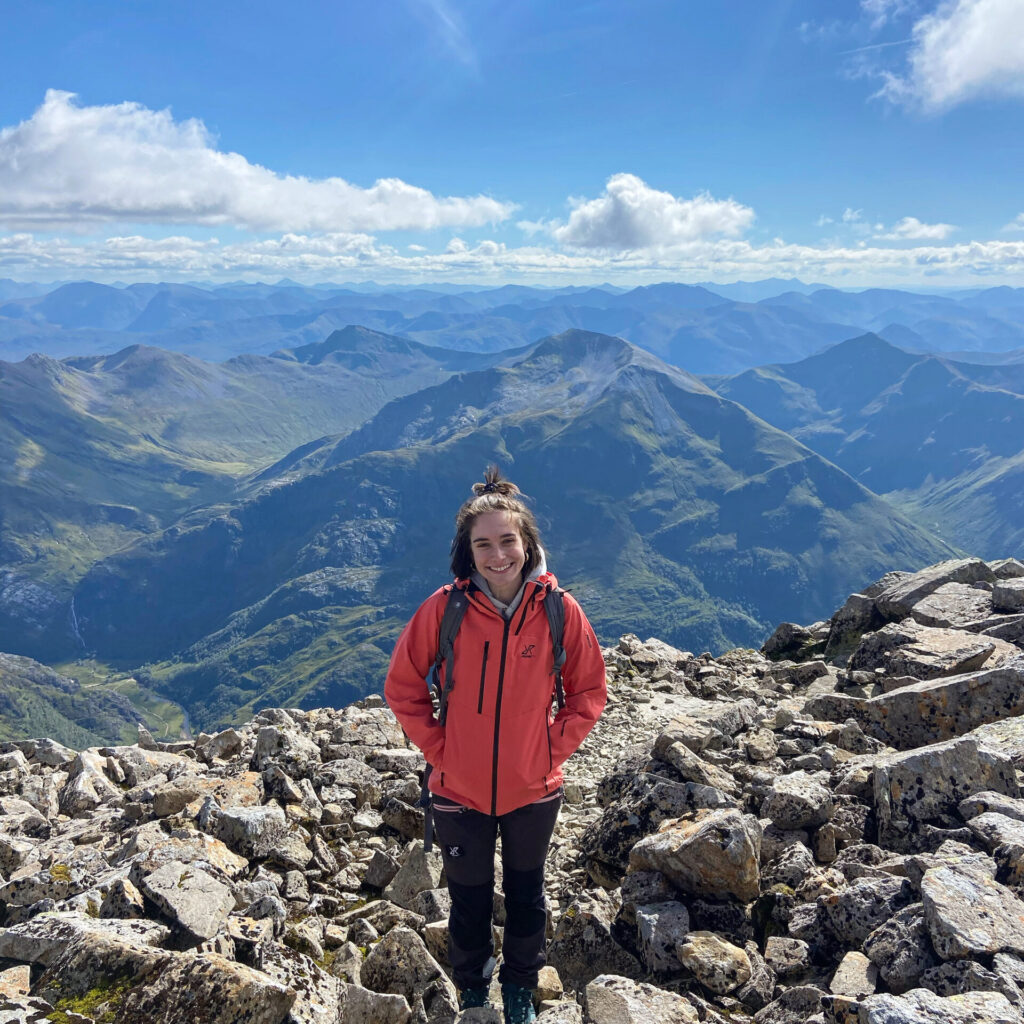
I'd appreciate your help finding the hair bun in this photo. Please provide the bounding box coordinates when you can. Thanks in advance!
[471,464,521,498]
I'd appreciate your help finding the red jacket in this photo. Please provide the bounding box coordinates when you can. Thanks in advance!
[384,573,607,816]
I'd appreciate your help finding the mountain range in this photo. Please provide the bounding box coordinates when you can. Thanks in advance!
[3,278,1023,373]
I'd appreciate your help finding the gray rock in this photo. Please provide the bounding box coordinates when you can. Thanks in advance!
[858,988,1020,1023]
[547,890,642,993]
[583,974,700,1023]
[382,841,443,911]
[830,951,877,998]
[635,901,689,975]
[99,878,147,919]
[628,808,761,903]
[959,790,1024,822]
[909,583,994,629]
[820,875,916,947]
[139,860,235,940]
[862,903,940,993]
[921,859,1024,959]
[966,810,1024,852]
[764,936,811,980]
[339,982,411,1024]
[826,594,886,657]
[676,930,751,994]
[761,771,834,830]
[360,926,457,1013]
[752,986,827,1024]
[251,726,320,777]
[918,959,1018,1002]
[992,559,1024,579]
[0,912,170,966]
[994,579,1024,613]
[873,558,995,621]
[212,804,288,859]
[873,736,1019,850]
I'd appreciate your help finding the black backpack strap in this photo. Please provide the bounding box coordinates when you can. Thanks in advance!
[431,586,470,727]
[544,586,567,711]
[422,585,470,852]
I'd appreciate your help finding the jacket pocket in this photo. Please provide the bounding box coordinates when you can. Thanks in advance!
[477,641,489,714]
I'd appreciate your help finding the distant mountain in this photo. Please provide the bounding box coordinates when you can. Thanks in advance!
[0,328,491,657]
[697,278,835,302]
[710,333,1024,556]
[68,330,954,730]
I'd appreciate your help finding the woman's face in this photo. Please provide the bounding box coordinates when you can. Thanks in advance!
[469,510,527,601]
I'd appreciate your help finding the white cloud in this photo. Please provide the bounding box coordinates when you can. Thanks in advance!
[879,0,1024,110]
[1002,213,1024,231]
[0,91,514,232]
[877,215,957,239]
[842,207,863,223]
[550,174,754,250]
[861,0,918,30]
[816,215,835,226]
[5,231,1024,287]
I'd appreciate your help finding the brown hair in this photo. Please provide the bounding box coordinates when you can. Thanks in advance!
[450,465,544,580]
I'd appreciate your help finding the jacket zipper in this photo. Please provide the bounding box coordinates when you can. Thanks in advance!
[477,641,489,714]
[545,709,553,772]
[490,616,512,816]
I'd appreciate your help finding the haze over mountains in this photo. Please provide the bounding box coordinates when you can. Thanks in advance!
[3,278,1024,372]
[1,275,1022,738]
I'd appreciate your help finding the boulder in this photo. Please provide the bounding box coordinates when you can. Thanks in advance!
[909,583,994,629]
[635,901,689,975]
[820,875,916,947]
[921,859,1024,959]
[829,951,878,998]
[994,579,1024,613]
[761,771,834,830]
[0,912,170,966]
[628,808,761,903]
[872,558,995,620]
[139,860,235,941]
[583,974,700,1023]
[858,988,1020,1023]
[862,903,940,993]
[675,931,751,994]
[360,926,457,1018]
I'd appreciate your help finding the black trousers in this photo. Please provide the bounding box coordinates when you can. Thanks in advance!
[432,791,562,991]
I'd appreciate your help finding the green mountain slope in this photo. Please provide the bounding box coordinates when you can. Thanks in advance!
[711,333,1024,555]
[72,330,956,730]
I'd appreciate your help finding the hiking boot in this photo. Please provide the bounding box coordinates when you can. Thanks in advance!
[501,983,536,1024]
[459,986,490,1010]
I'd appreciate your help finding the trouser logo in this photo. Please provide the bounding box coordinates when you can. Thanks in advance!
[447,844,464,858]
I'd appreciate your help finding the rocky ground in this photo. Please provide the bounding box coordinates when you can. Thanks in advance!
[1,556,1024,1023]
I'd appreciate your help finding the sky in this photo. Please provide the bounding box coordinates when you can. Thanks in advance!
[1,0,1024,287]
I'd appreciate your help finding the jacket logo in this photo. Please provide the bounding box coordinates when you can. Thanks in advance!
[446,845,464,858]
[521,644,536,659]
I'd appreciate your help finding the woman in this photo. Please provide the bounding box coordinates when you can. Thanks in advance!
[384,467,607,1024]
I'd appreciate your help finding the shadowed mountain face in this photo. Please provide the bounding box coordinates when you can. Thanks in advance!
[711,333,1024,556]
[68,330,954,729]
[0,328,506,657]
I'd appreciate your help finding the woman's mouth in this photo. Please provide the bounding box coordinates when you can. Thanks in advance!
[488,563,513,573]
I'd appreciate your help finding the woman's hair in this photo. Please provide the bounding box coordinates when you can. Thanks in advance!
[450,465,544,580]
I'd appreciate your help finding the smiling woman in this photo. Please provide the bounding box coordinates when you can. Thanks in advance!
[384,465,607,1022]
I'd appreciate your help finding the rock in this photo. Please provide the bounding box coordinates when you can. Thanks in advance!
[744,728,780,762]
[100,878,147,919]
[653,739,739,794]
[858,988,1020,1023]
[761,771,834,830]
[826,594,886,657]
[211,804,288,859]
[583,974,700,1023]
[958,790,1024,822]
[382,841,442,910]
[139,861,235,941]
[675,931,751,994]
[829,951,877,998]
[994,579,1024,613]
[820,875,916,947]
[762,623,818,661]
[361,927,458,1019]
[59,750,124,815]
[909,583,994,629]
[35,930,295,1024]
[873,736,1019,851]
[635,901,689,975]
[764,936,811,980]
[251,726,321,776]
[752,985,827,1024]
[339,982,411,1024]
[857,658,1024,750]
[873,558,995,621]
[364,849,401,889]
[628,808,761,903]
[849,620,1015,682]
[0,912,170,966]
[537,965,563,1002]
[259,944,341,1024]
[862,903,940,993]
[547,890,642,993]
[921,859,1024,959]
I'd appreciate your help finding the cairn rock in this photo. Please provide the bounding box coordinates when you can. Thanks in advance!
[628,808,761,903]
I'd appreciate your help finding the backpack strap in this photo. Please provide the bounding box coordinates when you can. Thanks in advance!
[544,586,567,712]
[421,585,470,852]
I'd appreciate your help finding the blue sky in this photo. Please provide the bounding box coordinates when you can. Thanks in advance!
[1,0,1023,286]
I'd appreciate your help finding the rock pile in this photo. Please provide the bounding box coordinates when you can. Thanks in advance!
[0,555,1023,1023]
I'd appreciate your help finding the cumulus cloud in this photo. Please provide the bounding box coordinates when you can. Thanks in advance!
[879,0,1024,110]
[1003,213,1024,231]
[550,174,754,250]
[877,215,957,239]
[0,91,514,232]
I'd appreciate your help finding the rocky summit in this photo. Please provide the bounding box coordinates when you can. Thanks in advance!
[1,557,1024,1023]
